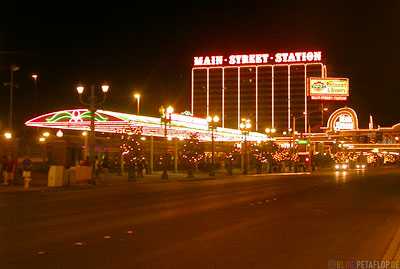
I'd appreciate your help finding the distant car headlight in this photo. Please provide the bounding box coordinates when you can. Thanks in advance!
[342,164,347,169]
[335,165,340,169]
[356,165,360,168]
[361,165,366,168]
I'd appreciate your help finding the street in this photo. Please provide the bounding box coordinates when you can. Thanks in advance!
[1,167,399,268]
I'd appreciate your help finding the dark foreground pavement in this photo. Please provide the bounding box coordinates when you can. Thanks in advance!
[1,167,399,268]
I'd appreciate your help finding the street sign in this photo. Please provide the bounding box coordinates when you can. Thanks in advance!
[297,140,309,144]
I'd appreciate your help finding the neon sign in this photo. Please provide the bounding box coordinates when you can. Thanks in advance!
[326,107,359,134]
[334,115,354,131]
[193,51,322,66]
[45,110,109,122]
[308,77,349,101]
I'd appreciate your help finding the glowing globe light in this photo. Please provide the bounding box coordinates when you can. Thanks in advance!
[4,132,12,139]
[101,84,109,93]
[56,130,63,137]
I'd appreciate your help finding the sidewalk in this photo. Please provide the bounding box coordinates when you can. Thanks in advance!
[0,167,343,193]
[0,169,243,193]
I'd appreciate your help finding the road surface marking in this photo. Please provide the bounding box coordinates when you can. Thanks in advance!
[382,224,400,260]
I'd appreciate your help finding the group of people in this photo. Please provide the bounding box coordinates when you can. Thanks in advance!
[94,156,111,179]
[1,155,32,188]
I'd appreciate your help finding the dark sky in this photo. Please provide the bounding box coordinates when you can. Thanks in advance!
[0,1,399,135]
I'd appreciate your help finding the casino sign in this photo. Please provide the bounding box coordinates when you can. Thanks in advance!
[326,107,359,134]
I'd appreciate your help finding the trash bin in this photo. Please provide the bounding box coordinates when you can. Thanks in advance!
[68,168,76,185]
[62,168,76,186]
[48,166,64,187]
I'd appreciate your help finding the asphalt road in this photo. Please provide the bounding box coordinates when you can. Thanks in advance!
[1,167,399,268]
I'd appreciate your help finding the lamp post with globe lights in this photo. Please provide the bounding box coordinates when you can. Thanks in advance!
[240,118,252,175]
[207,115,219,177]
[159,105,174,179]
[76,84,109,185]
[265,127,276,137]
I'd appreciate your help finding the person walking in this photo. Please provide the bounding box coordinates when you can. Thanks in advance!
[6,156,15,186]
[22,155,32,188]
[1,156,8,186]
[137,159,143,178]
[94,156,100,179]
[102,157,110,178]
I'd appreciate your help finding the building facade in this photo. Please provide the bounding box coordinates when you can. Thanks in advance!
[191,51,328,133]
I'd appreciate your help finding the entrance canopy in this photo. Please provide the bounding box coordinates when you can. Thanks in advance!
[25,109,273,142]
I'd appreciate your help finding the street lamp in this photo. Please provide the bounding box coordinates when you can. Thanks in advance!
[291,107,328,171]
[32,74,38,115]
[76,83,109,185]
[3,65,19,132]
[207,115,219,177]
[82,131,88,162]
[134,93,140,115]
[159,105,174,179]
[293,107,328,135]
[240,118,251,175]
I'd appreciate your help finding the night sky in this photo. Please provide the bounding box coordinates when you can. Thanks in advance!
[0,1,399,136]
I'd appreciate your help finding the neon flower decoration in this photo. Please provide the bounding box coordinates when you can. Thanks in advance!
[25,109,274,142]
[45,110,109,123]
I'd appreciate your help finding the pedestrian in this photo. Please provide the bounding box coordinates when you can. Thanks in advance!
[1,156,8,185]
[137,159,143,178]
[94,156,100,179]
[102,157,110,178]
[22,155,32,188]
[6,155,15,186]
[145,160,150,175]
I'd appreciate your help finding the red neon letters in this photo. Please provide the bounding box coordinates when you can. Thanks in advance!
[193,51,322,66]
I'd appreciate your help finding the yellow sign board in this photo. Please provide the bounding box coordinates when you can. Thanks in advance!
[308,77,349,100]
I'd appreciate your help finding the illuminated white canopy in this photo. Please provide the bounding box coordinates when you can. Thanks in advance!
[25,109,273,142]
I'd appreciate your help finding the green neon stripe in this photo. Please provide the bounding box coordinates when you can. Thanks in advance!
[48,116,72,122]
[80,111,109,121]
[46,112,72,122]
